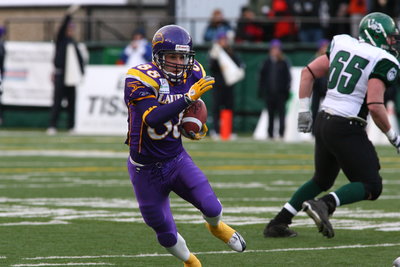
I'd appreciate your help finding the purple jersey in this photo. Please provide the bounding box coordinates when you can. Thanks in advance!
[124,60,206,163]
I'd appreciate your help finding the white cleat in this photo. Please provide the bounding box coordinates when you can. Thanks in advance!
[227,232,246,252]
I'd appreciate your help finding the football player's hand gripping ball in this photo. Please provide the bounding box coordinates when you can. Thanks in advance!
[181,123,208,140]
[185,76,215,103]
[298,111,313,133]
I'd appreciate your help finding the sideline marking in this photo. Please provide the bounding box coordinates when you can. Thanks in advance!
[24,242,400,260]
[13,263,113,266]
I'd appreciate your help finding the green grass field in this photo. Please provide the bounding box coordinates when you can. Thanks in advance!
[0,130,399,266]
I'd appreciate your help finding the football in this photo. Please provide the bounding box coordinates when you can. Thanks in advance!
[181,99,207,135]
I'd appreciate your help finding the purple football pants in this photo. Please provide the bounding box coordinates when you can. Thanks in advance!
[127,149,222,247]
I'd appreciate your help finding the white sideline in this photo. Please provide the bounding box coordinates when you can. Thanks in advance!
[12,263,113,266]
[24,242,400,260]
[0,150,126,158]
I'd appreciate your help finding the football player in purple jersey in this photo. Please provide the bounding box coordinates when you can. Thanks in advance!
[124,25,246,266]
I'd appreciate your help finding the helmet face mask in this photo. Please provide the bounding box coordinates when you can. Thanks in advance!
[152,25,195,83]
[390,34,400,57]
[154,50,195,83]
[359,12,400,57]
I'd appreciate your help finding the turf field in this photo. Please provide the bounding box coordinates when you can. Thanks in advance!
[0,130,399,266]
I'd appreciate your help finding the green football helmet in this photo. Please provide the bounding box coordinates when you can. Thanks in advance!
[359,12,400,56]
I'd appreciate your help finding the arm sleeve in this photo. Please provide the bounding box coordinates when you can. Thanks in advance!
[75,44,85,74]
[370,58,399,87]
[136,97,190,128]
[126,77,190,128]
[57,15,71,44]
[258,62,266,98]
[285,60,292,91]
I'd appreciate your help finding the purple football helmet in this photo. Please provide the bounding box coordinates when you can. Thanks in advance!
[152,25,195,83]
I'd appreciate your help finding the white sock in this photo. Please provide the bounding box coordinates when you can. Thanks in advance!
[329,192,341,207]
[284,202,298,216]
[165,233,190,261]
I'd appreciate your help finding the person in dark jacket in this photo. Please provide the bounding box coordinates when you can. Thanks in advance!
[47,5,84,135]
[258,39,291,139]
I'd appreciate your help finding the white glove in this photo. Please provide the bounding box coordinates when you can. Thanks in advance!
[385,128,400,154]
[297,97,312,133]
[298,111,313,133]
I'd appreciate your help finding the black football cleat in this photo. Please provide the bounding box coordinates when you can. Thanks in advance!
[263,220,297,238]
[302,199,334,238]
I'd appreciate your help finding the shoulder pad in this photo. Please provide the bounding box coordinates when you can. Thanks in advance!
[191,60,206,80]
[126,63,163,90]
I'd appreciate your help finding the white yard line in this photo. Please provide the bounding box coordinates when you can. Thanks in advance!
[24,242,400,261]
[1,197,400,229]
[12,263,113,266]
[0,150,126,158]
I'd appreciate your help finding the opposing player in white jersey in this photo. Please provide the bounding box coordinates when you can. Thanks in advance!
[264,12,400,238]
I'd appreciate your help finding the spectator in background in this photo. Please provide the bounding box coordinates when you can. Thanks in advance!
[0,27,6,125]
[235,6,264,43]
[268,0,297,42]
[0,27,5,79]
[258,4,274,42]
[319,0,331,38]
[203,9,232,42]
[117,28,152,67]
[292,0,323,43]
[258,39,291,140]
[326,0,349,39]
[369,0,399,17]
[209,31,243,140]
[310,39,329,135]
[348,0,367,37]
[47,5,85,135]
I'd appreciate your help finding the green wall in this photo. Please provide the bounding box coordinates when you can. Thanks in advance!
[193,44,315,132]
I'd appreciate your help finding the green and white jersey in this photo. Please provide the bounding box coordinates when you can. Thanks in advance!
[321,34,399,118]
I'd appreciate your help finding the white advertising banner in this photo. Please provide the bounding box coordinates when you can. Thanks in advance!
[74,65,128,135]
[2,41,54,107]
